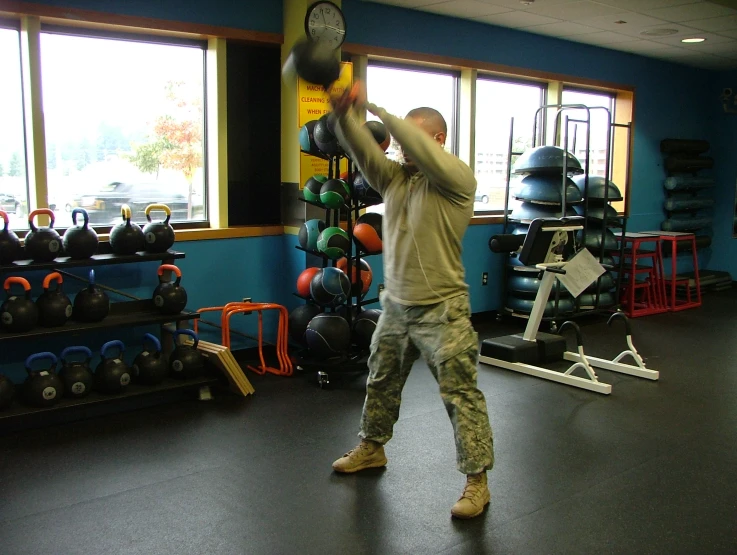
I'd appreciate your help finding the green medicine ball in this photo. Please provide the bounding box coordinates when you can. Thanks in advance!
[304,175,327,203]
[319,179,350,209]
[317,227,350,259]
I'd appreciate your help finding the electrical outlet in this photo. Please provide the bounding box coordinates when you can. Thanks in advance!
[378,283,384,293]
[482,272,488,286]
[242,297,252,314]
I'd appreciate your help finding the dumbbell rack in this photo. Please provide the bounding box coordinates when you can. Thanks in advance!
[0,243,216,433]
[293,151,381,388]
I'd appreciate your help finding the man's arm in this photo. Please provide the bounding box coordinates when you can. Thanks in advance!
[334,108,400,195]
[369,104,476,203]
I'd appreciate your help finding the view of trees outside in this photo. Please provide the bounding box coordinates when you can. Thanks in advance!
[560,89,615,180]
[0,28,29,230]
[0,31,206,231]
[365,65,457,215]
[475,79,545,212]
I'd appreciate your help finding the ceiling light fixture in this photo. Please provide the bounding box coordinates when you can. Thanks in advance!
[640,28,679,37]
[681,37,706,43]
[614,20,627,25]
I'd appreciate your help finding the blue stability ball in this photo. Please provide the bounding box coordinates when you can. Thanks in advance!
[305,313,351,358]
[299,219,326,252]
[310,267,351,308]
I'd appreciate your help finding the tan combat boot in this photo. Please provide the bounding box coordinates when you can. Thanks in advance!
[451,472,490,519]
[332,440,387,473]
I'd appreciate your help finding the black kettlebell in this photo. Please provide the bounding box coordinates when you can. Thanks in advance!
[62,208,98,259]
[25,208,62,262]
[0,372,15,410]
[37,272,73,327]
[73,269,110,322]
[110,204,145,255]
[22,352,63,407]
[153,264,187,315]
[132,333,168,385]
[282,38,341,89]
[1,277,38,332]
[0,210,21,265]
[95,340,131,394]
[58,346,94,398]
[142,204,175,253]
[169,329,204,380]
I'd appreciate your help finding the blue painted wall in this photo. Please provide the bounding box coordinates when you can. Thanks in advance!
[704,70,737,276]
[24,0,283,33]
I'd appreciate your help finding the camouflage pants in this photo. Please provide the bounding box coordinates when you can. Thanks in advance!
[359,292,494,475]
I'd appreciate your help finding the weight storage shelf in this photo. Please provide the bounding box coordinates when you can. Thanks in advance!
[0,300,199,342]
[0,248,185,273]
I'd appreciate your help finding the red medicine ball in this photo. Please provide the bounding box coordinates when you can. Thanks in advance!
[297,267,321,298]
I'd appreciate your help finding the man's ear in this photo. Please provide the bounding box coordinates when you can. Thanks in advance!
[434,132,447,147]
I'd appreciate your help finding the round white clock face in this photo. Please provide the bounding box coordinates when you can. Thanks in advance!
[306,1,346,48]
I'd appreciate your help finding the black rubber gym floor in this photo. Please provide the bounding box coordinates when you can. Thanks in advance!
[1,291,736,555]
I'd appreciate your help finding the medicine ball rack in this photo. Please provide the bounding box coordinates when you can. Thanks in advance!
[498,105,631,330]
[293,150,381,388]
[0,244,215,433]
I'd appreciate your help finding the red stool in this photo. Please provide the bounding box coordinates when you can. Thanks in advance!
[615,232,668,318]
[641,231,702,311]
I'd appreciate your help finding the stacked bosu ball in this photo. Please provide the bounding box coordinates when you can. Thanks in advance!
[571,174,622,308]
[505,146,584,317]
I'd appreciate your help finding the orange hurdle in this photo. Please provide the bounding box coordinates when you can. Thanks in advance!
[194,302,293,377]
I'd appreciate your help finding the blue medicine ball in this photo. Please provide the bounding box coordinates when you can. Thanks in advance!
[310,267,351,308]
[299,219,326,252]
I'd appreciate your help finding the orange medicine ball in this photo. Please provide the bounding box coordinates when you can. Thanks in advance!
[297,267,321,298]
[352,213,383,254]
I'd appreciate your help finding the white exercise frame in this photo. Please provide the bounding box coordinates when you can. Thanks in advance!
[479,227,659,394]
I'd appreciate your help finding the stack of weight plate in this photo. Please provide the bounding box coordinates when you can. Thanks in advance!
[504,145,584,317]
[571,175,623,309]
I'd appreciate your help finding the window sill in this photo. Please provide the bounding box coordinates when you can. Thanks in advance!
[93,225,285,243]
[470,215,504,225]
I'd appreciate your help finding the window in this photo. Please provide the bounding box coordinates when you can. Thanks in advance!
[364,63,459,213]
[474,77,545,213]
[560,88,615,181]
[0,23,28,231]
[40,29,207,227]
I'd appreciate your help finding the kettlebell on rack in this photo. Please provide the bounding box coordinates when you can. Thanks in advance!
[73,269,110,322]
[0,210,21,265]
[1,277,38,332]
[153,264,187,314]
[132,333,168,385]
[22,352,63,407]
[169,329,204,380]
[58,346,94,398]
[142,204,175,253]
[0,372,15,410]
[95,340,131,394]
[25,209,62,262]
[110,204,145,255]
[36,272,73,327]
[62,208,98,259]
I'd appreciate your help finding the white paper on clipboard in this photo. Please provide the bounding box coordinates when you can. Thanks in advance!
[557,248,606,298]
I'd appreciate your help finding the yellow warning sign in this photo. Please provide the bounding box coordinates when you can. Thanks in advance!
[299,153,349,190]
[298,62,353,128]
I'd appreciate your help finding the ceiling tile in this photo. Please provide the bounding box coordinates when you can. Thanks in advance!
[577,12,672,32]
[594,0,700,9]
[686,14,737,31]
[644,2,737,23]
[364,0,450,8]
[717,28,737,37]
[573,31,642,44]
[474,0,579,8]
[525,1,627,20]
[473,11,561,27]
[519,20,600,36]
[422,0,511,17]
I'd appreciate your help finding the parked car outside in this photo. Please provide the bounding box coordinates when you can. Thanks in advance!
[0,193,20,214]
[70,182,189,225]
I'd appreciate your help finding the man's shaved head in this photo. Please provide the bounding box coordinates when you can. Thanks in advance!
[406,107,448,136]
